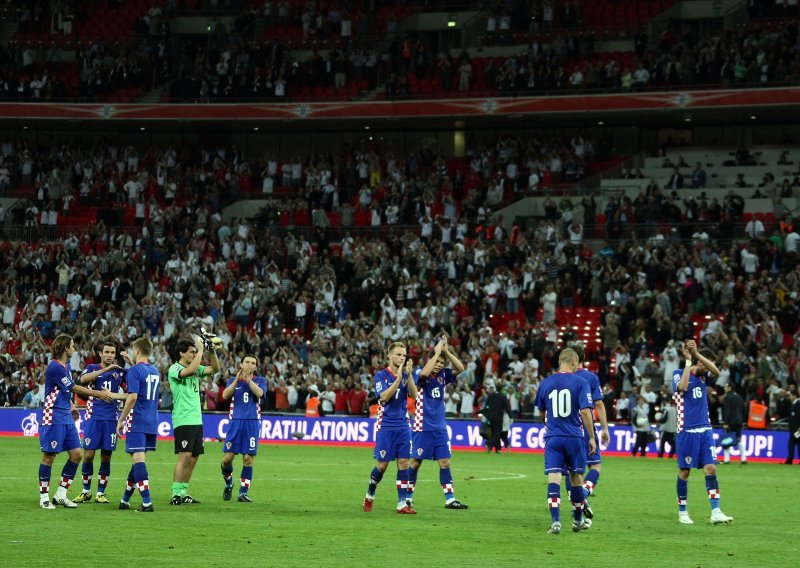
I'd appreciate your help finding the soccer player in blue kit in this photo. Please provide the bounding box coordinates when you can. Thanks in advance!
[220,355,266,503]
[407,336,468,510]
[38,334,116,509]
[74,339,126,504]
[535,348,596,534]
[363,341,418,514]
[117,337,161,512]
[674,340,733,525]
[570,344,610,520]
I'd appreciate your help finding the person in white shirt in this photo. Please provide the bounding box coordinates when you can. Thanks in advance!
[740,246,759,274]
[528,169,540,191]
[744,218,764,239]
[569,67,583,87]
[785,229,799,254]
[319,384,337,415]
[661,343,679,390]
[50,300,64,323]
[459,385,474,418]
[567,222,583,244]
[541,284,557,323]
[262,175,274,194]
[445,385,460,417]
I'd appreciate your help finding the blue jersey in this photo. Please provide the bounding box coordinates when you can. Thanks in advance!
[672,369,712,432]
[412,366,456,432]
[126,363,161,434]
[575,368,601,440]
[227,376,266,420]
[535,371,593,438]
[81,363,125,422]
[374,367,411,431]
[42,360,75,426]
[575,368,602,404]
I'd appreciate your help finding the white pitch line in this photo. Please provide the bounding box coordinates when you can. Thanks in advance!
[468,471,527,481]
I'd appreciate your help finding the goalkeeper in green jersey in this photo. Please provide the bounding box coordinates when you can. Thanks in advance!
[167,333,221,505]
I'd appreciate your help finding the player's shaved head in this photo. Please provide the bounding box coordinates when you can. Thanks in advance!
[559,348,579,366]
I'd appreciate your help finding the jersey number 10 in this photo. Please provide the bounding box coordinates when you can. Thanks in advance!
[548,389,573,418]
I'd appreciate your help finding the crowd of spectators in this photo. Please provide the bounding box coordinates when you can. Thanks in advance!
[0,130,598,237]
[2,1,800,103]
[0,133,798,431]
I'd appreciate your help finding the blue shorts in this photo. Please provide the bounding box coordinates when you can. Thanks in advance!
[126,432,157,454]
[544,436,586,475]
[83,419,118,451]
[374,427,411,462]
[411,430,451,461]
[585,430,602,466]
[223,420,260,455]
[40,424,81,453]
[677,430,717,470]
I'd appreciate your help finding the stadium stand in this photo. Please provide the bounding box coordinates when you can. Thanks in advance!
[0,0,798,431]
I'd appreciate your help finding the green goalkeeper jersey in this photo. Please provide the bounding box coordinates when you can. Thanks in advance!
[168,362,206,428]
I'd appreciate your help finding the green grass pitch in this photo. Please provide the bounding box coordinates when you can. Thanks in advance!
[0,438,794,567]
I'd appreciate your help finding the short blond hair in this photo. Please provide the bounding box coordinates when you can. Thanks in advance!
[387,341,406,354]
[133,337,153,357]
[559,348,578,366]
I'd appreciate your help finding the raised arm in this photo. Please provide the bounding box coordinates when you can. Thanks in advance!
[420,339,445,378]
[442,337,465,373]
[247,377,265,399]
[79,364,122,385]
[379,375,402,403]
[221,374,238,401]
[203,348,221,376]
[676,343,694,393]
[690,341,720,377]
[405,358,418,399]
[179,335,205,378]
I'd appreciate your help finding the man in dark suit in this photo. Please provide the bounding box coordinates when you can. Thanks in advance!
[480,384,509,454]
[690,163,707,189]
[721,383,747,464]
[785,388,800,464]
[666,167,684,189]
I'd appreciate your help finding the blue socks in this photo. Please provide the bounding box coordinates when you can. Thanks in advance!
[38,464,51,496]
[570,486,584,523]
[132,462,151,506]
[240,466,253,495]
[122,467,136,503]
[58,459,78,492]
[396,469,408,508]
[367,467,383,498]
[221,463,234,489]
[583,468,600,498]
[705,474,720,510]
[407,467,418,501]
[82,462,93,492]
[98,462,110,494]
[440,467,454,502]
[548,482,561,523]
[677,477,688,513]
